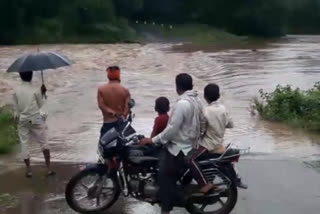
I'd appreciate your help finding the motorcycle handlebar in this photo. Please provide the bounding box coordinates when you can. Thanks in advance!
[125,134,145,146]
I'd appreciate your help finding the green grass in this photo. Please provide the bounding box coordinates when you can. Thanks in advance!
[9,22,247,45]
[0,106,18,154]
[0,193,17,209]
[13,18,140,45]
[254,83,320,132]
[135,23,246,44]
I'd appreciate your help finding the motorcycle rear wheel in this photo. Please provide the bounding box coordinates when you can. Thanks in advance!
[186,183,238,214]
[65,167,120,214]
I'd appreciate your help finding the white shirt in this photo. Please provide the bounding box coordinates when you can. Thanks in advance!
[13,82,44,123]
[199,101,233,151]
[152,90,206,156]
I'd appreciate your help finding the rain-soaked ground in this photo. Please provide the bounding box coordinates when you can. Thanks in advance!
[1,35,320,213]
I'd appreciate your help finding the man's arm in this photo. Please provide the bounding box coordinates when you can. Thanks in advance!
[150,117,160,138]
[226,112,234,128]
[97,89,116,116]
[122,89,130,118]
[152,100,186,144]
[12,92,19,120]
[35,88,45,109]
[199,104,207,136]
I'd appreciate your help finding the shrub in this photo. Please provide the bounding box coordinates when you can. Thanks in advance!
[0,106,18,154]
[254,83,320,132]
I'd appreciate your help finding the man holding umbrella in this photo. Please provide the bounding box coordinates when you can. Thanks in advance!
[7,51,72,178]
[13,71,54,178]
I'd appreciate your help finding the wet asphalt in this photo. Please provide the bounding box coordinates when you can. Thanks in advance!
[1,158,319,214]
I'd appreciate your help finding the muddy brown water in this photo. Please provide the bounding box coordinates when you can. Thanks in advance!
[1,35,320,214]
[1,35,320,163]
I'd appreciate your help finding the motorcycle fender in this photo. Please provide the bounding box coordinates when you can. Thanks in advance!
[82,163,109,175]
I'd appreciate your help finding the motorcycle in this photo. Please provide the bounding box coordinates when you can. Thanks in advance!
[65,100,246,214]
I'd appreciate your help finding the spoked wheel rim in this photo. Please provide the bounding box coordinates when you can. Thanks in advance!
[193,188,234,214]
[71,172,116,212]
[187,174,238,214]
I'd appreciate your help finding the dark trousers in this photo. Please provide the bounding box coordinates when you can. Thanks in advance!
[188,146,209,187]
[158,149,185,212]
[100,121,118,139]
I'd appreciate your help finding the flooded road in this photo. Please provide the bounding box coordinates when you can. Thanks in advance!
[1,160,320,214]
[1,35,320,214]
[1,35,320,162]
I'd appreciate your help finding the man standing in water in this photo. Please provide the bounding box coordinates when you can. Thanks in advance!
[13,71,54,178]
[97,66,130,138]
[140,73,206,214]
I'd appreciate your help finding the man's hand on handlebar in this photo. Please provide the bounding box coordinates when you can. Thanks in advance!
[139,138,152,145]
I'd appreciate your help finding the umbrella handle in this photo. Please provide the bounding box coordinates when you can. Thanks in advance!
[41,71,47,99]
[41,70,44,85]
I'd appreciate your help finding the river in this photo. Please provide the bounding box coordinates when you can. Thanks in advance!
[1,35,320,163]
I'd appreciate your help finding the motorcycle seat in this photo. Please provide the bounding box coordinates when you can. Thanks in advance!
[198,148,240,161]
[128,156,159,164]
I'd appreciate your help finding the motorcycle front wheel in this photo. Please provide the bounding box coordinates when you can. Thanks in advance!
[65,166,120,214]
[186,183,238,214]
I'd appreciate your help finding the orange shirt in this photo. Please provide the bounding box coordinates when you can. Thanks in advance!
[97,81,130,122]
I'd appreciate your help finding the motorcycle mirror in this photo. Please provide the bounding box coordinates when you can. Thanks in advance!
[129,99,135,109]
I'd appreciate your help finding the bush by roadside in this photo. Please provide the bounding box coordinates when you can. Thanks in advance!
[0,106,18,154]
[254,83,320,132]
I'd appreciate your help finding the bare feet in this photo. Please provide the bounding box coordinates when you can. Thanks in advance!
[200,183,215,194]
[46,170,56,177]
[24,159,32,178]
[25,171,32,178]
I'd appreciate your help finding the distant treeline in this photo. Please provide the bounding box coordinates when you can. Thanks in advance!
[1,0,320,44]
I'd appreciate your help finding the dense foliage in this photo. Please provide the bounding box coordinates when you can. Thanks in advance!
[0,106,18,154]
[0,0,320,44]
[254,83,320,132]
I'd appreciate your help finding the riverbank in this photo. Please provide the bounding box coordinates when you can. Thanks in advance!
[135,24,246,44]
[6,23,248,46]
[0,106,18,154]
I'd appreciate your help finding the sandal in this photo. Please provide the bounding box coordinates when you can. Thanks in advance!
[46,171,56,177]
[26,172,32,178]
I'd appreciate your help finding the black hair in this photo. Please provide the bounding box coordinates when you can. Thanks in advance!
[204,83,220,102]
[175,73,193,92]
[112,66,120,70]
[107,66,120,71]
[155,97,170,114]
[19,71,33,82]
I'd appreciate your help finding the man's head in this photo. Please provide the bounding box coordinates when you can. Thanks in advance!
[107,66,120,81]
[155,97,170,114]
[175,73,193,95]
[204,83,220,103]
[19,71,33,82]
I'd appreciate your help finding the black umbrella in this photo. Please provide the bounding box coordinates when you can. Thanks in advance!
[7,51,72,84]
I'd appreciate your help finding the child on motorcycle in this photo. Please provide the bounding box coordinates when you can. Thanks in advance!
[150,97,170,138]
[189,83,247,195]
[140,97,170,157]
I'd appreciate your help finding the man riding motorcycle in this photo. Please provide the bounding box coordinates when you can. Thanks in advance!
[140,73,206,214]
